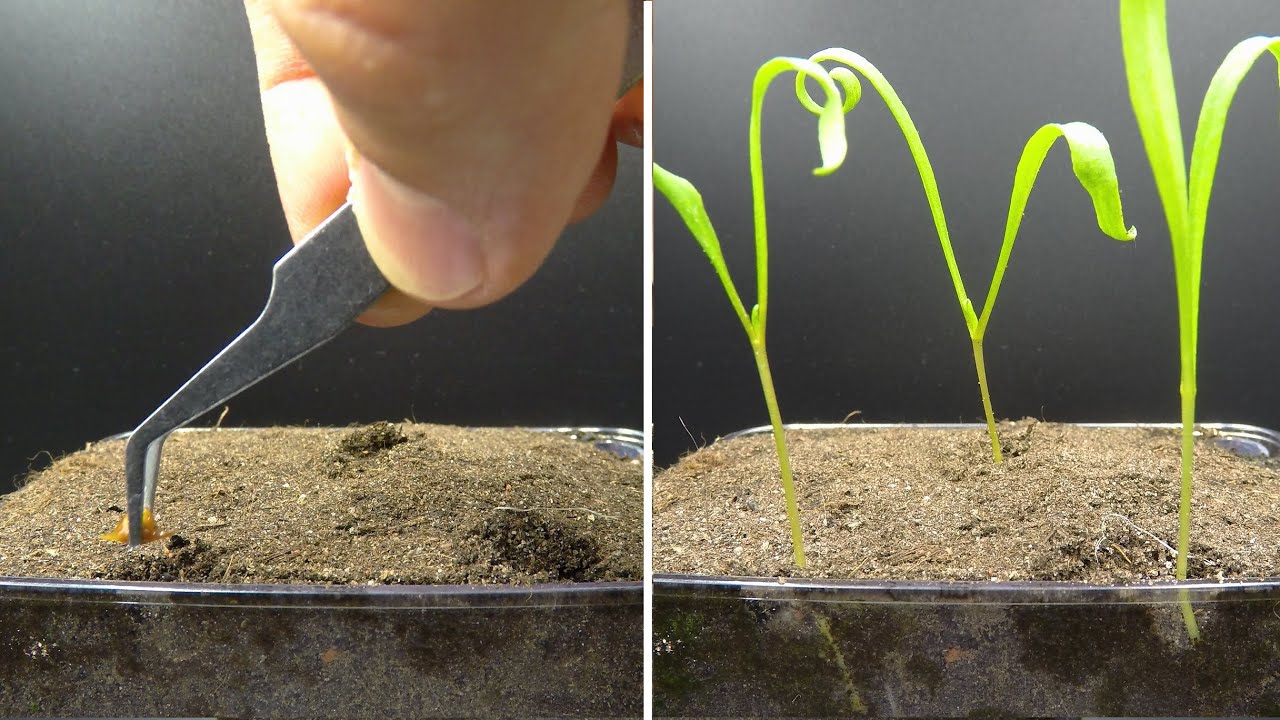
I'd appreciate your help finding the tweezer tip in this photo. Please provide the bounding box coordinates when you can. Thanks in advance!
[123,430,156,546]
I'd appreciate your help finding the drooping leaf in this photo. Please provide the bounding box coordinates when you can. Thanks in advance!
[977,122,1136,332]
[803,47,972,331]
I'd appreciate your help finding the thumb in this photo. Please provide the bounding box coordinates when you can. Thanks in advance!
[270,0,628,311]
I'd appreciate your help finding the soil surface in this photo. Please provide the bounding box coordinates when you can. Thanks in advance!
[0,423,642,584]
[654,420,1280,581]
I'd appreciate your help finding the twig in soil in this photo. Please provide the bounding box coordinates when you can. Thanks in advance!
[391,516,430,533]
[488,505,619,521]
[222,555,236,582]
[192,521,229,532]
[1110,543,1135,566]
[260,549,291,564]
[885,546,924,565]
[849,550,876,576]
[25,450,55,468]
[17,451,57,489]
[1102,513,1179,557]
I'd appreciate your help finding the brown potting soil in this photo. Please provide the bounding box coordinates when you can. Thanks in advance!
[0,423,642,584]
[654,420,1280,582]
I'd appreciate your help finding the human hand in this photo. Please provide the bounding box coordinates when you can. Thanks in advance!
[245,0,642,326]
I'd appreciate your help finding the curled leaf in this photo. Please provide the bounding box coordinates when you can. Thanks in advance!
[749,57,850,330]
[753,57,849,177]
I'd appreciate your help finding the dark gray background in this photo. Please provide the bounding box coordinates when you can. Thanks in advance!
[0,2,642,491]
[654,1,1278,466]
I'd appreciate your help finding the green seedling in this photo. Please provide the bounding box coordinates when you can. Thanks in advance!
[797,48,1135,463]
[654,57,854,567]
[1120,0,1279,640]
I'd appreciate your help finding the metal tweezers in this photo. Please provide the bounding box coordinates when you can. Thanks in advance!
[122,203,388,545]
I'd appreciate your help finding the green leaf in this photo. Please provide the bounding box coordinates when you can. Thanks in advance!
[1122,0,1199,599]
[1120,3,1278,639]
[794,66,863,174]
[960,297,978,330]
[754,57,850,178]
[801,48,1138,466]
[1188,37,1280,292]
[976,122,1135,334]
[653,162,752,334]
[1120,0,1189,246]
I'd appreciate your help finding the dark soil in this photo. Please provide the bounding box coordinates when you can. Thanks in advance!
[0,423,642,585]
[653,420,1280,581]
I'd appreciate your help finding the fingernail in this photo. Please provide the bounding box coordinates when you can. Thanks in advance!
[343,137,361,173]
[349,160,486,304]
[615,118,642,147]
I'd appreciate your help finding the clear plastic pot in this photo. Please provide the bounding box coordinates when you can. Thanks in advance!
[654,423,1280,717]
[0,427,643,719]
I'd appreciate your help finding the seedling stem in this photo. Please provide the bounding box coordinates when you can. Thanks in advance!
[752,340,806,566]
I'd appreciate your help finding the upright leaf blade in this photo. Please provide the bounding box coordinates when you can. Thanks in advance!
[1188,37,1280,284]
[653,162,752,334]
[1115,1,1278,643]
[1120,0,1190,244]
